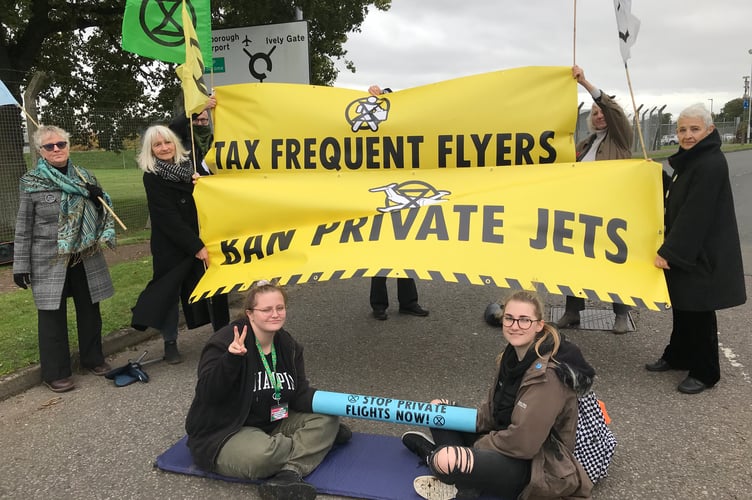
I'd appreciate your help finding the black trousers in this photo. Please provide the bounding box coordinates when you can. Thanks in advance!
[429,427,531,498]
[208,293,230,331]
[661,308,720,386]
[369,277,418,310]
[565,295,631,315]
[37,262,104,382]
[162,293,230,342]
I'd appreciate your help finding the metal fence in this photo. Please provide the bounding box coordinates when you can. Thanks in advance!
[0,103,742,264]
[0,107,156,263]
[575,103,740,154]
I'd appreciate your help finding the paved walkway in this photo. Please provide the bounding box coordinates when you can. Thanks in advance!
[2,150,751,499]
[1,275,751,499]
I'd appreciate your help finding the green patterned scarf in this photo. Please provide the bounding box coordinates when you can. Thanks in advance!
[20,158,117,256]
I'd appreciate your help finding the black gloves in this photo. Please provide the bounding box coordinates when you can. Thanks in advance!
[85,183,103,207]
[13,273,30,289]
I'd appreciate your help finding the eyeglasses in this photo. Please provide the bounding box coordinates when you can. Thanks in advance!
[501,315,540,330]
[193,118,210,124]
[252,305,286,315]
[41,141,68,151]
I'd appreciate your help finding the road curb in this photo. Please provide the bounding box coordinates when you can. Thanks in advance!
[0,326,160,402]
[0,293,244,402]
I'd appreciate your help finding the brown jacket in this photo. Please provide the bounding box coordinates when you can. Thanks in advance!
[576,92,633,162]
[475,350,593,500]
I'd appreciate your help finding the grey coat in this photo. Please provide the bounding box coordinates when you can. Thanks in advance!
[13,184,114,310]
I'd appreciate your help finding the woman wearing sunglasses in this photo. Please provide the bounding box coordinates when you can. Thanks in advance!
[13,125,116,393]
[401,290,595,500]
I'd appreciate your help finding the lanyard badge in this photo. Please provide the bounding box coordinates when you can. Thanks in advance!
[256,339,288,421]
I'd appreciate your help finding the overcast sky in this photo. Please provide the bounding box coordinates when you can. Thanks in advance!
[333,0,752,120]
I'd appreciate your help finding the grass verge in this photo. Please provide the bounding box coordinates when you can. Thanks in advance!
[0,256,153,377]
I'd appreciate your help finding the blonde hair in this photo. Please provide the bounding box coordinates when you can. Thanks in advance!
[496,290,561,359]
[137,125,190,173]
[586,103,602,133]
[242,280,288,311]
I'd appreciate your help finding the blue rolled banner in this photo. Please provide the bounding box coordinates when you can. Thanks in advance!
[312,390,478,433]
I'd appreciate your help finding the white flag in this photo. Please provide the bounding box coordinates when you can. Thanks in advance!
[613,0,641,63]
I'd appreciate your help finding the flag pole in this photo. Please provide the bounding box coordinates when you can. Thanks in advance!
[623,63,648,160]
[72,166,128,231]
[176,0,210,175]
[17,102,39,128]
[189,106,197,174]
[4,83,127,230]
[573,0,577,65]
[613,0,644,158]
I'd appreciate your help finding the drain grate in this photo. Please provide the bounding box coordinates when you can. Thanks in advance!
[548,306,635,332]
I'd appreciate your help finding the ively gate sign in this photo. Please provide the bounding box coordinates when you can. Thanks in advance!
[209,20,310,86]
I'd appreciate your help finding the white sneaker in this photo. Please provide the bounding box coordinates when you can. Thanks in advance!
[413,475,458,500]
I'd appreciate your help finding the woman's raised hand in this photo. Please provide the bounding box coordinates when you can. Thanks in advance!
[228,325,248,356]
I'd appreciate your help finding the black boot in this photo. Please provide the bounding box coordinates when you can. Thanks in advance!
[163,340,183,365]
[258,469,317,500]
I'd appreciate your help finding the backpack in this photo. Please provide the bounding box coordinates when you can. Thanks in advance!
[573,391,617,484]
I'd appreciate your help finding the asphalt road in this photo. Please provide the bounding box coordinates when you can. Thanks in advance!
[726,149,752,269]
[1,150,751,500]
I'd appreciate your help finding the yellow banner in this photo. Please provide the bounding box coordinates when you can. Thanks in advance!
[205,66,578,172]
[192,159,671,310]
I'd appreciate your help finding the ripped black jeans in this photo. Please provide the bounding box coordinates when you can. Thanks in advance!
[428,428,531,499]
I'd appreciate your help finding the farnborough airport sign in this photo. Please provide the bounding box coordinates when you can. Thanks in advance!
[209,20,310,87]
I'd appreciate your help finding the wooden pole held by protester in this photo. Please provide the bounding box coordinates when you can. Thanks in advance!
[573,0,577,66]
[73,166,128,231]
[624,63,648,160]
[16,94,127,231]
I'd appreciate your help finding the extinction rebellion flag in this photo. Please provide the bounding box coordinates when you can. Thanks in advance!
[176,0,210,117]
[121,0,212,64]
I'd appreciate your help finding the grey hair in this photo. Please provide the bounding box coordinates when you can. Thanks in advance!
[678,103,713,127]
[137,125,190,173]
[33,125,70,150]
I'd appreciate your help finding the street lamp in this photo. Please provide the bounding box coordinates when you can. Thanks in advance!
[708,98,713,117]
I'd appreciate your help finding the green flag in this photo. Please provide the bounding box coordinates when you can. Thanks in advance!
[122,0,212,64]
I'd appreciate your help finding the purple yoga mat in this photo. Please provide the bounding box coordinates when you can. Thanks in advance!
[155,432,430,500]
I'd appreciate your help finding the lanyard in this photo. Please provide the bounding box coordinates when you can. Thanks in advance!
[256,339,281,402]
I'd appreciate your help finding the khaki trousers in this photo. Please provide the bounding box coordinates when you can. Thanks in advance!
[215,411,339,480]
